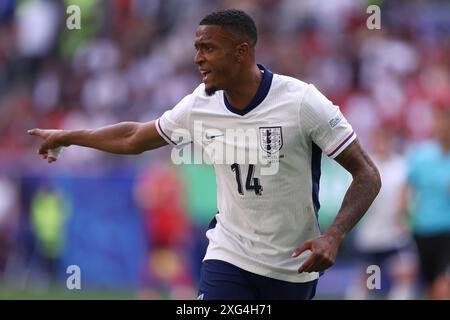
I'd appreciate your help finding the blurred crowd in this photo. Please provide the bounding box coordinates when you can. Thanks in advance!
[0,0,449,299]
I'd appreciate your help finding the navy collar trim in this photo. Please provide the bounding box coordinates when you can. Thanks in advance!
[223,64,273,116]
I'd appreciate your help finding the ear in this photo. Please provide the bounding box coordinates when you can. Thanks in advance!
[235,42,250,63]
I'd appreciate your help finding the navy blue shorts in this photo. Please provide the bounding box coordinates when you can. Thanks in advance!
[198,259,318,300]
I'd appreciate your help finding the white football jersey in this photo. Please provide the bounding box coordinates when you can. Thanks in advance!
[156,65,356,282]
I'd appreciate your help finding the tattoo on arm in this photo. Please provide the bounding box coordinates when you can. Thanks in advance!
[326,139,382,241]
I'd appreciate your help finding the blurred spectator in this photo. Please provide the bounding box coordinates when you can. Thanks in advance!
[347,128,417,300]
[134,157,194,299]
[405,101,450,300]
[29,184,68,287]
[178,164,218,286]
[0,175,20,278]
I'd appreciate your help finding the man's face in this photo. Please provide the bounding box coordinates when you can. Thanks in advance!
[194,25,239,95]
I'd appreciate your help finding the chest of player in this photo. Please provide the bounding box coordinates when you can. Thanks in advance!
[190,109,301,166]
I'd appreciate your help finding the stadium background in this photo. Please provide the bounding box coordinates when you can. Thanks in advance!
[0,0,449,299]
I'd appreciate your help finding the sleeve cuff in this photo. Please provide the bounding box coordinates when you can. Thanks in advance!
[155,118,177,146]
[327,131,356,158]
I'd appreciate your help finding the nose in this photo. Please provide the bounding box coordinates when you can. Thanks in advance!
[194,50,205,66]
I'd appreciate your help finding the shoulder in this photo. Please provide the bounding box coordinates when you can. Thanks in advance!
[269,74,312,110]
[189,83,222,105]
[272,74,310,94]
[272,74,334,112]
[191,83,205,96]
[172,83,216,113]
[188,83,207,102]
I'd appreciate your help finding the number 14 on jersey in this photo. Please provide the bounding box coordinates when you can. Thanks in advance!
[231,163,263,196]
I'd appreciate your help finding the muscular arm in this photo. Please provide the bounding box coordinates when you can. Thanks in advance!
[325,139,382,242]
[293,139,381,273]
[28,120,168,161]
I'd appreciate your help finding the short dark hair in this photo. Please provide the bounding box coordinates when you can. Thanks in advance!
[199,9,257,47]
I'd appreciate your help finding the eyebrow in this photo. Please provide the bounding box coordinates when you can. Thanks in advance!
[194,40,215,48]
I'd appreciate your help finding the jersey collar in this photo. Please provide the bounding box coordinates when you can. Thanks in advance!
[223,64,273,116]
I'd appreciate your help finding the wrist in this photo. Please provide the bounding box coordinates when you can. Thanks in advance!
[323,227,346,246]
[57,130,72,147]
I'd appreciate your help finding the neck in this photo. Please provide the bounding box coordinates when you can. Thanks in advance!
[224,64,262,110]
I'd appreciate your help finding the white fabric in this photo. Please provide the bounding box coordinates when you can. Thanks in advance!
[156,71,356,282]
[354,154,410,251]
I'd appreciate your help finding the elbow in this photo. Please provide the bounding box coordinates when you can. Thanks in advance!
[131,148,144,155]
[355,164,382,196]
[374,169,382,194]
[124,125,145,155]
[126,141,144,155]
[369,165,382,196]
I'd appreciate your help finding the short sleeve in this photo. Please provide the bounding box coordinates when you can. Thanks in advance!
[156,91,195,147]
[300,84,356,158]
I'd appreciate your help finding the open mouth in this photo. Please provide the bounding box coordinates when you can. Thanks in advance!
[200,70,211,82]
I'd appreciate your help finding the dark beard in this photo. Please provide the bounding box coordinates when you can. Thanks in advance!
[205,86,219,96]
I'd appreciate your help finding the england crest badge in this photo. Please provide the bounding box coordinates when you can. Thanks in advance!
[259,126,283,154]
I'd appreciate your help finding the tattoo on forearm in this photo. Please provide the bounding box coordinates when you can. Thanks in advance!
[331,140,381,237]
